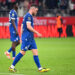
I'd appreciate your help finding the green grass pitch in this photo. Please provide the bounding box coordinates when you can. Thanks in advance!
[0,38,75,75]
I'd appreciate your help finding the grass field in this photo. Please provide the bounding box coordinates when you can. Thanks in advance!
[0,38,75,75]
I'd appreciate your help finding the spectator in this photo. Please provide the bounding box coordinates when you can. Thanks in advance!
[72,0,75,3]
[23,0,29,14]
[0,0,71,17]
[58,0,68,10]
[45,0,58,9]
[69,0,75,16]
[0,1,8,16]
[18,0,24,17]
[37,2,44,16]
[39,0,43,3]
[58,0,68,16]
[1,1,7,10]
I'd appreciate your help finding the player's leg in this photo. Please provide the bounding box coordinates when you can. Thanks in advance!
[5,42,16,60]
[59,28,62,37]
[11,50,26,67]
[30,40,50,72]
[15,40,20,47]
[31,49,50,72]
[31,49,42,69]
[30,40,42,69]
[5,32,12,59]
[58,28,60,37]
[12,42,17,60]
[5,47,12,59]
[5,34,20,59]
[5,42,14,59]
[59,32,61,37]
[9,50,26,72]
[9,40,27,72]
[5,41,20,60]
[11,39,26,64]
[12,40,20,60]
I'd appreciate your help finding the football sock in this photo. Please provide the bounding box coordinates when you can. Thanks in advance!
[38,67,43,70]
[12,50,16,57]
[8,47,12,53]
[10,65,15,69]
[12,52,23,66]
[33,55,41,68]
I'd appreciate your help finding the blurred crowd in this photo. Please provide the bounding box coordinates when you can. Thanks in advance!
[0,0,75,17]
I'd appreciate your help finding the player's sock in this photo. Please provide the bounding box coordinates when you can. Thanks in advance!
[33,55,42,69]
[12,50,16,57]
[8,47,12,53]
[10,65,15,69]
[12,52,23,66]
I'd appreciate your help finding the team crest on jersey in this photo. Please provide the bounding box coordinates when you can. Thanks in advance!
[28,17,31,20]
[12,13,14,16]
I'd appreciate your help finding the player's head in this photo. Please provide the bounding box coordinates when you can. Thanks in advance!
[12,2,18,10]
[56,13,61,17]
[29,4,38,16]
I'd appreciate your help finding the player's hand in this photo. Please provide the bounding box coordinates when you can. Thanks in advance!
[20,39,22,44]
[16,31,18,35]
[37,32,42,38]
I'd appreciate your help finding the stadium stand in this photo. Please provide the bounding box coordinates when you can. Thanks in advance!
[0,0,75,17]
[0,0,75,38]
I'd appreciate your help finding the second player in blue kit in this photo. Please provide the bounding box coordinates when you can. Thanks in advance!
[9,9,20,42]
[9,4,50,72]
[5,2,20,60]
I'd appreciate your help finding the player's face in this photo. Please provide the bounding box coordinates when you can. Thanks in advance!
[33,8,38,16]
[15,3,18,10]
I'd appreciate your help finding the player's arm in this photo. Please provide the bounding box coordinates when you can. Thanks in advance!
[26,22,42,37]
[60,18,63,25]
[10,11,18,35]
[21,24,23,35]
[20,24,23,43]
[11,19,18,35]
[20,24,23,40]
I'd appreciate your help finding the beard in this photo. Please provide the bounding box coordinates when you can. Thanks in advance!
[32,13,36,16]
[32,13,35,16]
[16,7,18,10]
[15,6,18,11]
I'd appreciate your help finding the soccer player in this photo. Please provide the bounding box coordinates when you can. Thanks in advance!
[9,4,50,72]
[5,2,20,60]
[56,14,63,37]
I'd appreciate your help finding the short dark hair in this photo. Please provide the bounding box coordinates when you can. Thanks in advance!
[12,2,18,8]
[31,4,38,8]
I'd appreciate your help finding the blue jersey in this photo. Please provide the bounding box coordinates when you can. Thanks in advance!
[9,9,18,33]
[21,13,37,51]
[22,13,34,40]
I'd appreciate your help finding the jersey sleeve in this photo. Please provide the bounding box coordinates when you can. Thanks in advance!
[26,15,32,24]
[10,11,15,20]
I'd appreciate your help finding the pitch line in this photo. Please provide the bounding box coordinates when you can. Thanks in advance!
[0,73,24,75]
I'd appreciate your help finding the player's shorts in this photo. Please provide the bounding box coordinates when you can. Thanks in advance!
[10,32,20,42]
[21,39,37,51]
[58,28,62,33]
